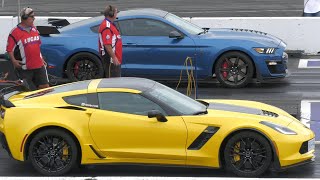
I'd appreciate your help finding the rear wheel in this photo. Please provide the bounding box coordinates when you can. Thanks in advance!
[66,52,104,81]
[223,131,273,177]
[28,129,78,176]
[215,51,254,88]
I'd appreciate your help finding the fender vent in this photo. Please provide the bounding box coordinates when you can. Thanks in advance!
[188,126,219,150]
[89,145,106,159]
[55,106,86,111]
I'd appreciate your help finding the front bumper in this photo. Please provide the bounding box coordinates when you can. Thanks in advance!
[271,122,315,170]
[280,157,315,170]
[256,52,289,80]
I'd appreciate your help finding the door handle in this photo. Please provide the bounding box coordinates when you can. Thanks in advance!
[125,42,137,45]
[86,111,93,117]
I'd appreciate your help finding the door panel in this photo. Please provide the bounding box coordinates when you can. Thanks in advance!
[89,110,187,162]
[119,18,197,78]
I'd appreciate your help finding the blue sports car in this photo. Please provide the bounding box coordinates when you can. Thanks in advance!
[40,8,288,88]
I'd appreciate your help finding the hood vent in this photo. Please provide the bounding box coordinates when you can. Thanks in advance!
[230,28,268,35]
[262,110,279,118]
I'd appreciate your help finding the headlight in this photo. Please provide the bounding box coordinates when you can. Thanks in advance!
[254,48,276,54]
[260,121,297,135]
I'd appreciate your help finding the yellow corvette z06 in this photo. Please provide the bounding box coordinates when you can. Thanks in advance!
[0,78,315,176]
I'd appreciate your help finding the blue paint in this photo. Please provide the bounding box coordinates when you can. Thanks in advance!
[307,61,320,67]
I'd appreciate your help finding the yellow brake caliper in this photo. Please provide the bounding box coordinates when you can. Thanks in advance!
[234,142,241,162]
[62,141,69,161]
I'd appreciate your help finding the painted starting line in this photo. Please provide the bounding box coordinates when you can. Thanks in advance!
[301,100,320,142]
[299,59,320,68]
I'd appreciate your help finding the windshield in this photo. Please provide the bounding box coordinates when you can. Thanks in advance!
[147,83,206,115]
[165,13,203,35]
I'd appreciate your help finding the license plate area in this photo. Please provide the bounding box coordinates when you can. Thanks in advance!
[308,138,315,152]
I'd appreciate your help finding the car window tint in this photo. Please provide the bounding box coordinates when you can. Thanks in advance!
[63,94,88,106]
[98,92,167,116]
[118,19,176,36]
[63,93,99,108]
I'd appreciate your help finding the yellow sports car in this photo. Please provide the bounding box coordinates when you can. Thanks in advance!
[0,78,315,176]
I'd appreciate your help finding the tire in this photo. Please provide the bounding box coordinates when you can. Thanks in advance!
[28,129,79,176]
[215,51,254,88]
[223,131,272,177]
[66,52,104,82]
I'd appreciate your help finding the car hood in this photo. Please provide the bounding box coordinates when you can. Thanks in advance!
[202,99,297,126]
[199,28,283,47]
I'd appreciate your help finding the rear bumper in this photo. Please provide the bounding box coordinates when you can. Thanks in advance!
[0,132,12,158]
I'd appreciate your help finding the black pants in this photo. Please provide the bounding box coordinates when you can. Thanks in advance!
[102,55,121,78]
[16,66,49,90]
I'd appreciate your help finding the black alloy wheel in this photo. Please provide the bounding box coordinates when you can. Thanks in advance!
[66,52,104,81]
[224,131,272,177]
[215,51,254,88]
[28,129,78,176]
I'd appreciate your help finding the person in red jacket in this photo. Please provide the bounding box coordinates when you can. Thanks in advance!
[98,5,123,78]
[6,7,49,90]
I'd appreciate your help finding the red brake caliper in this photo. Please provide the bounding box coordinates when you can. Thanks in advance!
[222,61,228,79]
[74,62,80,77]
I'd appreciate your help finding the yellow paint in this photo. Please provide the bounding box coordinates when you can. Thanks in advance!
[0,80,315,169]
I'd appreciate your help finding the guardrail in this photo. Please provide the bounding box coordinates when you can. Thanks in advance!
[0,16,319,55]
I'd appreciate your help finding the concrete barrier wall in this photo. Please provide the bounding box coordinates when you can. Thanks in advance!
[1,16,319,54]
[0,16,14,54]
[189,17,320,55]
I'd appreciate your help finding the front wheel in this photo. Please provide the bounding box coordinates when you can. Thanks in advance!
[223,131,273,177]
[28,129,79,176]
[215,51,254,88]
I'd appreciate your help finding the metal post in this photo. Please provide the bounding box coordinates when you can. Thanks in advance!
[194,56,198,100]
[17,0,20,23]
[1,0,4,8]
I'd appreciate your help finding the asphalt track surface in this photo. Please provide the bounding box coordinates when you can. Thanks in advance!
[0,0,305,17]
[0,56,320,177]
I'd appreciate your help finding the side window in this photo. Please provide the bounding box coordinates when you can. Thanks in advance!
[90,22,120,34]
[63,94,99,108]
[118,19,177,36]
[98,92,167,116]
[90,25,99,33]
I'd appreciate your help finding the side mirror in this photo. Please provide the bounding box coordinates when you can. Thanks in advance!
[148,110,168,122]
[169,31,183,39]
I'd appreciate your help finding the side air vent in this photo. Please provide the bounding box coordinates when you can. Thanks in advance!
[55,106,86,111]
[188,126,219,150]
[89,145,106,158]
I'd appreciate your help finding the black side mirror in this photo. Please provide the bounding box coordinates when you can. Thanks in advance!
[148,110,168,122]
[169,31,183,39]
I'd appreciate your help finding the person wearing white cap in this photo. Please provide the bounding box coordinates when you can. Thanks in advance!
[304,0,320,16]
[6,7,49,90]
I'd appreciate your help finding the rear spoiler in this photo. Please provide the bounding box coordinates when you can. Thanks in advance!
[48,18,70,28]
[37,26,60,36]
[0,80,31,108]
